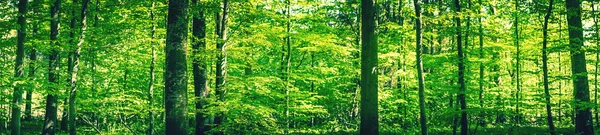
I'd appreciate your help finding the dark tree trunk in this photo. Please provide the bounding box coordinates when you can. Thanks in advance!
[61,0,78,130]
[453,0,468,134]
[43,0,61,134]
[413,0,427,134]
[593,1,600,129]
[11,0,28,134]
[360,0,379,134]
[25,0,42,121]
[565,0,594,134]
[192,0,209,134]
[165,0,189,134]
[542,0,555,134]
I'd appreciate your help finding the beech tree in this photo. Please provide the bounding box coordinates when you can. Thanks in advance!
[164,0,189,134]
[360,0,378,134]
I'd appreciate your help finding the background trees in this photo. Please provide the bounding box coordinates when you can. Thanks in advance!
[0,0,599,134]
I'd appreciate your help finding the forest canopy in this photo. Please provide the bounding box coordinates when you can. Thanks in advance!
[1,0,600,135]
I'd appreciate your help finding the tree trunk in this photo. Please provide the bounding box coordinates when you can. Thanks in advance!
[165,0,189,134]
[454,0,469,135]
[593,1,600,129]
[147,2,156,135]
[25,0,42,121]
[61,0,78,130]
[514,0,521,125]
[542,0,555,134]
[413,0,427,134]
[360,0,379,134]
[43,0,61,134]
[284,0,292,133]
[69,0,89,134]
[11,0,28,134]
[214,0,229,133]
[476,0,486,127]
[557,16,563,123]
[565,0,594,134]
[192,0,209,134]
[454,0,468,134]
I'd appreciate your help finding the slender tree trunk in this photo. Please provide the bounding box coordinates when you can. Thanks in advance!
[557,16,563,123]
[593,1,600,129]
[192,0,209,134]
[11,0,28,134]
[476,0,486,127]
[214,0,229,133]
[90,0,99,129]
[284,0,292,133]
[565,0,594,134]
[61,0,78,130]
[514,0,521,125]
[413,0,427,134]
[43,0,62,134]
[165,0,189,134]
[542,0,555,134]
[453,0,468,134]
[360,0,379,134]
[147,3,156,135]
[25,0,42,121]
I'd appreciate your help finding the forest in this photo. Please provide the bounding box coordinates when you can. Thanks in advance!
[1,0,600,134]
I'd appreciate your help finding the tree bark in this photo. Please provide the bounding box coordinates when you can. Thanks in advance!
[413,0,427,134]
[11,0,28,134]
[514,0,521,125]
[214,0,229,132]
[165,0,189,134]
[284,0,292,133]
[360,0,379,134]
[477,0,484,115]
[565,0,594,134]
[192,0,209,134]
[43,0,61,134]
[593,0,600,129]
[542,0,555,134]
[453,0,468,134]
[68,0,89,134]
[25,0,42,121]
[61,0,78,130]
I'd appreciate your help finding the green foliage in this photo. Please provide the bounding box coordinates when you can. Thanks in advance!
[1,0,600,134]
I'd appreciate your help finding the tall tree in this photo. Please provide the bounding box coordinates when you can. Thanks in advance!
[453,0,468,134]
[25,0,42,121]
[62,0,78,130]
[42,0,62,134]
[192,0,209,134]
[413,0,427,134]
[148,2,156,135]
[565,0,594,134]
[214,0,229,132]
[165,0,189,134]
[593,0,600,128]
[514,0,521,125]
[284,0,292,133]
[541,0,555,134]
[360,0,379,134]
[11,0,28,134]
[68,0,89,134]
